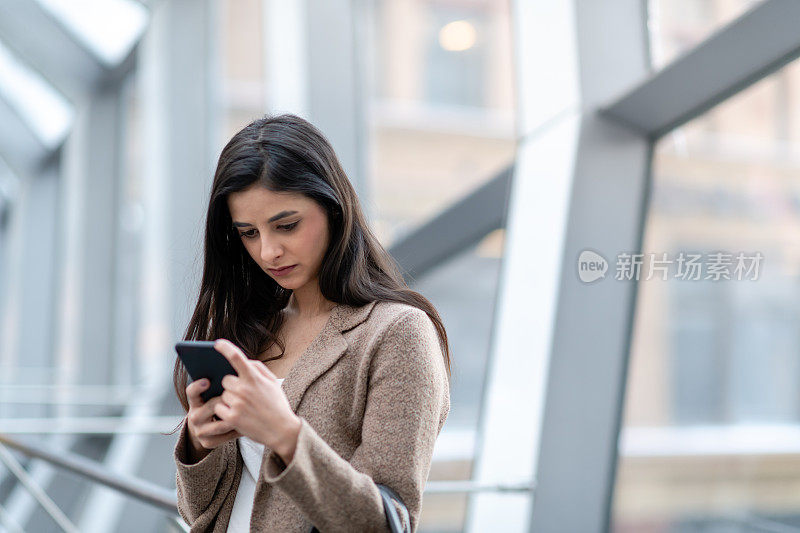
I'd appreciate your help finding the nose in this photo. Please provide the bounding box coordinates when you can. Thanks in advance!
[259,234,283,264]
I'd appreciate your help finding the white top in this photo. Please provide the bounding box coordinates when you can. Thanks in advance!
[227,378,285,532]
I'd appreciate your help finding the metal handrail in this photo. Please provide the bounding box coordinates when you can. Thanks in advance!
[0,434,178,513]
[0,430,532,533]
[423,480,534,494]
[0,444,79,532]
[1,415,183,434]
[0,431,533,498]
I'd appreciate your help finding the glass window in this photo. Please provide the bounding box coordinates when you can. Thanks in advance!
[613,56,800,531]
[648,0,764,69]
[423,5,486,107]
[368,0,516,245]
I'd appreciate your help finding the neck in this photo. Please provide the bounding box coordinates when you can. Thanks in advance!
[286,285,335,319]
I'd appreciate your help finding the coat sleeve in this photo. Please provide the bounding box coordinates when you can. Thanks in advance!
[260,307,451,532]
[173,415,238,528]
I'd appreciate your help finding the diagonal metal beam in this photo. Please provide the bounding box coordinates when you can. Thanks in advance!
[0,94,48,179]
[0,0,106,102]
[600,0,800,138]
[388,165,513,281]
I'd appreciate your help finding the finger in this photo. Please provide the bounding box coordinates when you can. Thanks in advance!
[221,374,240,391]
[214,399,234,422]
[202,429,240,448]
[199,396,226,422]
[214,339,249,377]
[221,390,237,408]
[205,417,236,435]
[186,379,210,408]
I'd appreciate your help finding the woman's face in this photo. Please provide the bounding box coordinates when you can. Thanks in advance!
[226,184,330,291]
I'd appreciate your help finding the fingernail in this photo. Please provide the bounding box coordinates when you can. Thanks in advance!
[200,379,209,387]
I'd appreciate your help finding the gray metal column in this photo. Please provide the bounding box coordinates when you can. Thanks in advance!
[524,0,651,527]
[0,160,63,530]
[308,0,369,206]
[263,0,309,116]
[2,161,60,408]
[160,0,218,343]
[57,85,123,392]
[467,1,650,531]
[0,157,17,376]
[0,158,17,348]
[111,75,142,392]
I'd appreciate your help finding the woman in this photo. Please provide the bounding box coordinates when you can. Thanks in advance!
[171,114,452,532]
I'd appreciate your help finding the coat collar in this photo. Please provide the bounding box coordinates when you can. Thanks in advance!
[281,300,378,412]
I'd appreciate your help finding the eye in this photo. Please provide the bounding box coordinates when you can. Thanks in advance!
[278,221,299,232]
[239,229,257,239]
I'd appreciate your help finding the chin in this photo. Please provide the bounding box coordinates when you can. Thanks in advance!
[275,278,302,290]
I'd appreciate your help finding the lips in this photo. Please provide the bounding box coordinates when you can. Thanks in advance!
[269,264,297,276]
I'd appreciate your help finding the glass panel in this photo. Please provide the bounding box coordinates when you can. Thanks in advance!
[648,0,764,69]
[613,57,800,531]
[368,0,516,245]
[35,0,148,67]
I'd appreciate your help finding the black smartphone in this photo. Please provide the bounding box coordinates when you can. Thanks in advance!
[175,341,238,402]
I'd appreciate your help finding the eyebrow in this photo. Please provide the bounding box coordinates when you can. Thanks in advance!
[232,210,299,227]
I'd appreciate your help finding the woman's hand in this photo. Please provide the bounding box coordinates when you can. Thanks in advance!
[213,339,302,464]
[185,378,241,461]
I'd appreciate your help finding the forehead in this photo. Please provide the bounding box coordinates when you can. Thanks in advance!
[227,186,311,216]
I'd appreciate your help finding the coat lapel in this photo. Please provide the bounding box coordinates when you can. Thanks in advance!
[281,300,378,412]
[218,299,379,513]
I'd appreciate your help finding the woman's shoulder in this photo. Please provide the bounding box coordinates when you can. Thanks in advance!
[359,301,439,350]
[364,301,446,382]
[342,300,438,353]
[368,300,432,331]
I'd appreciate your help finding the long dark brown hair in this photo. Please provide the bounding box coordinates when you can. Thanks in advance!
[171,113,451,424]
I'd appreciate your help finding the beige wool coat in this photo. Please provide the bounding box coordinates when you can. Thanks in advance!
[173,299,451,532]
